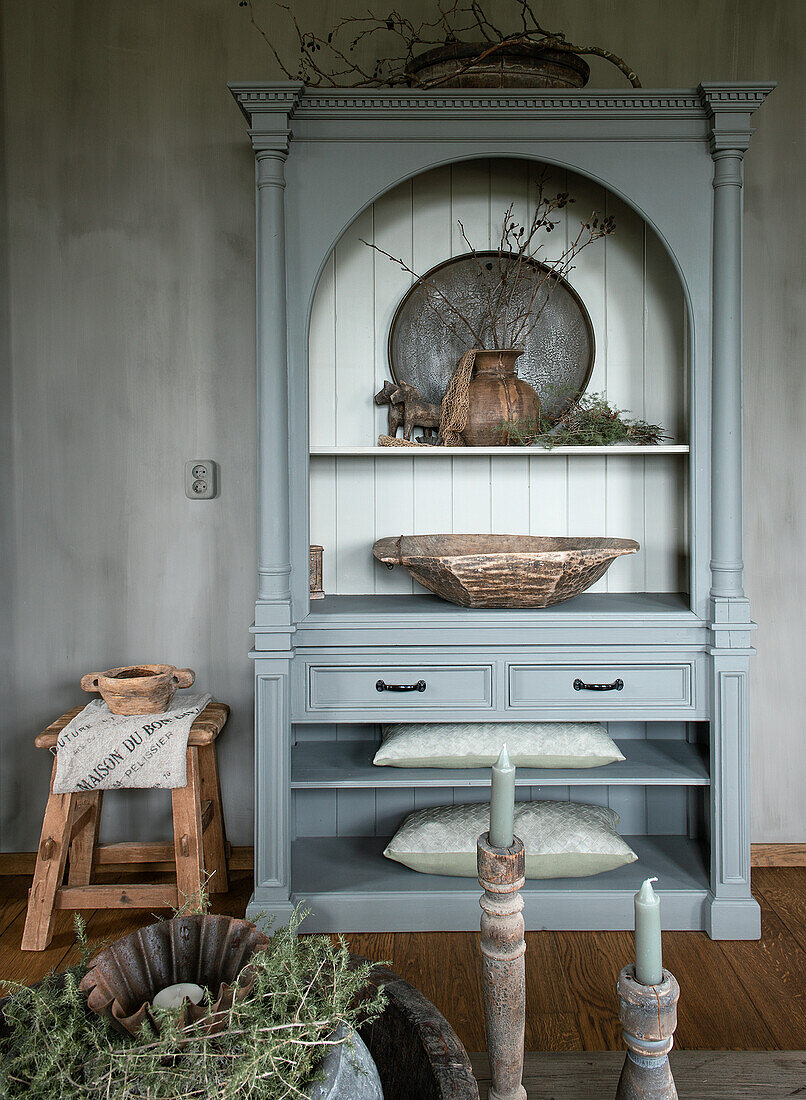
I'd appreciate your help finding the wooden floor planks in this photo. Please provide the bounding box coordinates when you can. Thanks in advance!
[753,867,806,952]
[471,1051,806,1098]
[551,930,634,1050]
[713,906,806,1051]
[1,868,806,1053]
[661,928,777,1050]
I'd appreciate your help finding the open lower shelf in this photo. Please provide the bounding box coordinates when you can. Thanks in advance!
[291,739,709,788]
[310,445,690,456]
[291,834,709,931]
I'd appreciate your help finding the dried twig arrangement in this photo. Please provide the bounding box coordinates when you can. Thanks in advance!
[239,0,641,88]
[363,170,615,351]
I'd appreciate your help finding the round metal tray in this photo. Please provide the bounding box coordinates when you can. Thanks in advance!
[388,251,595,419]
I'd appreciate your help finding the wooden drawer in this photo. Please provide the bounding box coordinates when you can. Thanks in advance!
[508,662,694,710]
[307,664,493,712]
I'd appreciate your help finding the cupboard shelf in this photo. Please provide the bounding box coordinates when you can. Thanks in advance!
[290,834,709,931]
[309,445,690,456]
[302,592,695,620]
[291,739,710,789]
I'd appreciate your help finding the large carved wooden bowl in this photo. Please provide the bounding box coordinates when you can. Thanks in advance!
[373,534,640,608]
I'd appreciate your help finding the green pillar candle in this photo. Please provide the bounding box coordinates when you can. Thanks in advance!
[489,744,516,849]
[634,876,663,985]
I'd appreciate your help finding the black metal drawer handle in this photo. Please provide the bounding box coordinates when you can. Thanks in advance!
[573,678,624,692]
[376,679,427,693]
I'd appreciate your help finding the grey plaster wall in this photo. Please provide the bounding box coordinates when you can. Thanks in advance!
[1,0,803,848]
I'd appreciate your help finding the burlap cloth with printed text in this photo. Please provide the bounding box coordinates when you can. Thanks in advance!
[53,693,212,792]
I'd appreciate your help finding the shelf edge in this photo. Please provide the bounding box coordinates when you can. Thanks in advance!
[310,445,690,456]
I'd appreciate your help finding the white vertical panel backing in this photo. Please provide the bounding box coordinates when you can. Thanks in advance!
[309,456,337,594]
[335,456,375,592]
[529,455,568,537]
[371,179,417,592]
[374,457,414,594]
[604,194,647,592]
[565,174,608,589]
[413,460,453,538]
[309,252,336,446]
[334,207,375,446]
[412,167,455,539]
[645,454,688,593]
[308,159,688,596]
[645,228,687,441]
[373,179,413,438]
[491,456,531,533]
[451,160,491,252]
[452,455,492,532]
[645,225,688,593]
[413,165,452,269]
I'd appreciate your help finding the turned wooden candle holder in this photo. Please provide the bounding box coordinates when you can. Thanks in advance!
[616,964,680,1100]
[477,832,527,1100]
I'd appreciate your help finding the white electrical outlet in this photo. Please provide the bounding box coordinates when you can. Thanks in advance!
[185,459,218,499]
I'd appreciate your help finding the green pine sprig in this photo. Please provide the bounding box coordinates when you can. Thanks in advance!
[499,390,665,447]
[0,907,387,1100]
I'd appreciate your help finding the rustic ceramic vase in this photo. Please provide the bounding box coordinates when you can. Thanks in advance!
[462,349,541,447]
[80,664,195,715]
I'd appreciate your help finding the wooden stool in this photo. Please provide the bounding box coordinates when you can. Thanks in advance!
[21,701,230,951]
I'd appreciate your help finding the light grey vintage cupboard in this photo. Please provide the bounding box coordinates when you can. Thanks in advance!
[230,82,773,938]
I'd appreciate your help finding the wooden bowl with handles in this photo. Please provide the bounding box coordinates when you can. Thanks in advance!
[80,664,195,715]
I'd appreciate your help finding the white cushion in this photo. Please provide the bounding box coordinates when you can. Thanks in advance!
[374,721,624,769]
[383,800,638,879]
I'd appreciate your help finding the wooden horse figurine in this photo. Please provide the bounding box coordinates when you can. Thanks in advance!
[389,381,442,442]
[374,380,404,437]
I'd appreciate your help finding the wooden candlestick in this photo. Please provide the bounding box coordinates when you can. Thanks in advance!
[616,964,680,1100]
[477,832,527,1100]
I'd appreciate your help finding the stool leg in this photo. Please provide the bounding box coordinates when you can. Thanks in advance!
[172,746,204,908]
[68,791,102,887]
[198,743,229,893]
[22,760,77,951]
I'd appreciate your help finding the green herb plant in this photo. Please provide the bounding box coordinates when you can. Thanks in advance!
[500,391,665,448]
[0,909,386,1100]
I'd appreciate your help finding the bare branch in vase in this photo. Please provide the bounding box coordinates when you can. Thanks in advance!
[239,0,641,89]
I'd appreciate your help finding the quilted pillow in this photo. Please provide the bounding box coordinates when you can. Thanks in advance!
[374,721,624,769]
[383,800,638,879]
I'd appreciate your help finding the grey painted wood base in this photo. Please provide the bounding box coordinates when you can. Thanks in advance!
[706,895,762,940]
[280,835,711,933]
[245,894,295,929]
[470,1052,806,1099]
[244,889,761,942]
